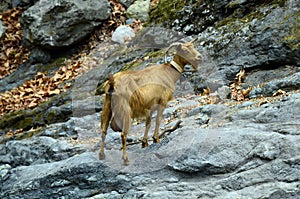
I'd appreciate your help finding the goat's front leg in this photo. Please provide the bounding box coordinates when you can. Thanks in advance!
[99,130,107,160]
[153,105,164,143]
[121,116,131,165]
[99,95,112,160]
[121,131,130,165]
[142,110,151,148]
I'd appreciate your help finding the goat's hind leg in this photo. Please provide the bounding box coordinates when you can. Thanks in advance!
[99,95,112,160]
[121,116,131,165]
[99,130,107,160]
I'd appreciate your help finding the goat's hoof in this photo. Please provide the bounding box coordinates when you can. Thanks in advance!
[124,159,130,166]
[99,152,106,160]
[142,141,149,148]
[153,138,160,143]
[123,157,130,166]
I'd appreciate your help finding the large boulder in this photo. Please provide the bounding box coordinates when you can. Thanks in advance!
[0,136,84,168]
[0,152,131,198]
[21,0,111,49]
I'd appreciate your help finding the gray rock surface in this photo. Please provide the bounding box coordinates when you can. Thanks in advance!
[29,47,52,64]
[1,91,299,198]
[249,71,300,97]
[0,136,85,167]
[0,152,131,198]
[21,0,111,49]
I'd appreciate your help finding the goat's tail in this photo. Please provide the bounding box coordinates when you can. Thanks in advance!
[103,73,115,96]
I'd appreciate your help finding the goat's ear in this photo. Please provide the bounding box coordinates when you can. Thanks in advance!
[176,43,183,50]
[108,73,114,82]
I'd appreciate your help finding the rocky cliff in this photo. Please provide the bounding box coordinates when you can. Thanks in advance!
[0,0,299,198]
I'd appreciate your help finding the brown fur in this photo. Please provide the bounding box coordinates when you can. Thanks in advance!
[99,40,202,165]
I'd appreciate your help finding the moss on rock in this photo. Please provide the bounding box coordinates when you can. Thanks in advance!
[283,12,300,50]
[16,116,33,130]
[38,57,67,73]
[0,110,37,133]
[148,0,186,25]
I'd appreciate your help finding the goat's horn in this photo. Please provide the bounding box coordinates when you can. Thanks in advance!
[164,42,182,62]
[190,38,198,43]
[171,42,183,45]
[166,42,182,50]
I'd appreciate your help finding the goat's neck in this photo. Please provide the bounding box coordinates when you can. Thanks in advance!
[166,54,187,84]
[172,54,187,73]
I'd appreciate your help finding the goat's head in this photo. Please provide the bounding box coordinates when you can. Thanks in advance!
[167,38,202,71]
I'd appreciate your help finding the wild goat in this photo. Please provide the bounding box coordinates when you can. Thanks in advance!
[99,39,202,165]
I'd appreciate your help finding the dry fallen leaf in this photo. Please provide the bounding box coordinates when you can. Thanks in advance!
[230,68,252,102]
[49,89,61,96]
[272,89,287,97]
[0,8,29,79]
[258,98,269,107]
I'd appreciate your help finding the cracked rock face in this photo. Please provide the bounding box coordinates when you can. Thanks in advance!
[152,0,300,82]
[196,0,300,81]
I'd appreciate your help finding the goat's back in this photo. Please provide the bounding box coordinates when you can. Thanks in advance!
[111,64,177,118]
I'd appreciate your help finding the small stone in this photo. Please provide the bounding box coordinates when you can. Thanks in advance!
[217,85,231,101]
[249,87,262,98]
[240,101,255,107]
[112,25,135,44]
[119,0,134,8]
[116,174,130,182]
[165,177,179,183]
[11,0,38,8]
[0,21,6,39]
[126,18,134,25]
[0,164,11,179]
[126,0,150,22]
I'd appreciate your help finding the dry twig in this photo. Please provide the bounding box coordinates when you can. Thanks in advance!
[126,120,182,147]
